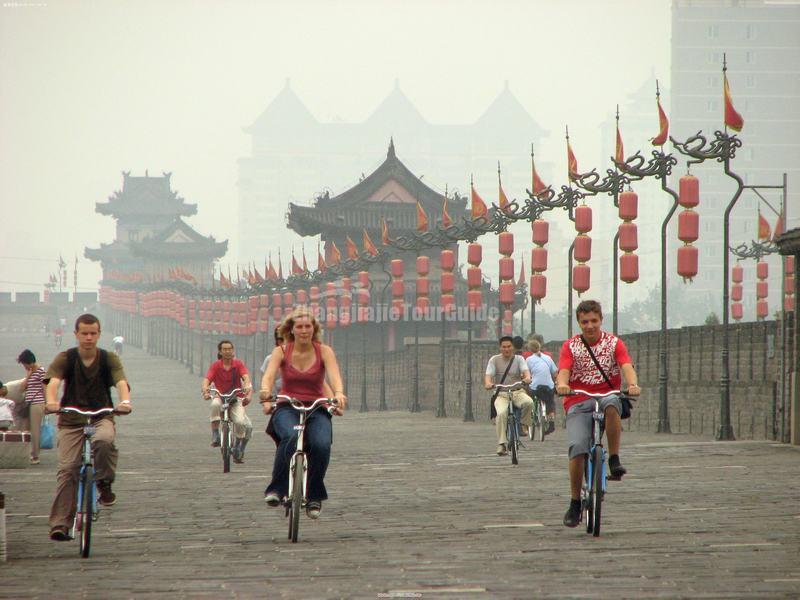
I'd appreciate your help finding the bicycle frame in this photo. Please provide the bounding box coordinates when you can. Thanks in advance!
[582,399,607,509]
[74,422,98,538]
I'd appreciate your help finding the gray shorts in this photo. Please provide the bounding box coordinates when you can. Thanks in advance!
[566,396,622,459]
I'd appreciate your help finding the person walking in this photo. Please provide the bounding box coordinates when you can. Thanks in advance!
[18,349,46,464]
[43,313,131,541]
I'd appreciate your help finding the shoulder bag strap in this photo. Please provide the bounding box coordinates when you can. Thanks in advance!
[579,336,614,390]
[498,356,515,385]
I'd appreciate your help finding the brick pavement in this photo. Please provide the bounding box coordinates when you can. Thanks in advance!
[1,333,799,599]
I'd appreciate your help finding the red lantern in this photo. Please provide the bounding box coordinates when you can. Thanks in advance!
[785,295,795,313]
[678,210,699,243]
[441,272,455,293]
[531,247,548,272]
[786,275,795,292]
[574,235,592,263]
[296,289,308,305]
[467,243,482,266]
[530,274,546,301]
[440,250,455,271]
[416,256,430,277]
[619,253,639,283]
[618,222,638,252]
[499,282,515,305]
[732,302,744,321]
[498,232,514,256]
[249,296,259,309]
[732,263,743,284]
[416,277,430,296]
[392,280,405,298]
[415,297,430,312]
[731,283,743,302]
[573,264,590,294]
[282,292,294,309]
[679,175,699,208]
[391,259,404,278]
[467,289,482,309]
[532,220,549,246]
[756,261,768,280]
[357,271,369,288]
[440,294,455,311]
[786,256,796,275]
[467,267,482,288]
[499,257,514,280]
[619,191,638,221]
[575,205,592,233]
[756,281,768,299]
[756,299,769,320]
[260,294,269,307]
[677,245,699,281]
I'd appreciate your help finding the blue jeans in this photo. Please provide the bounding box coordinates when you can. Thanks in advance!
[266,406,333,501]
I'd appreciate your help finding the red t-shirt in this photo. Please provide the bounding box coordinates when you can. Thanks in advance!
[558,332,632,412]
[205,359,248,394]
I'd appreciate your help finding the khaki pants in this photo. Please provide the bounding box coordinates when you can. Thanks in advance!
[494,390,533,445]
[49,417,118,530]
[209,397,249,439]
[20,402,45,459]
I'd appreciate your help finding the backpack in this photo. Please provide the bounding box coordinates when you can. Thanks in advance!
[62,348,116,408]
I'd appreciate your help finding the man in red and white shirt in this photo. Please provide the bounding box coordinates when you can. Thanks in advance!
[556,300,640,528]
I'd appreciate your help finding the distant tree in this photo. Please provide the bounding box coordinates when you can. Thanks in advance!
[704,312,720,326]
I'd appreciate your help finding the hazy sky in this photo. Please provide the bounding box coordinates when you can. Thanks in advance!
[1,0,672,293]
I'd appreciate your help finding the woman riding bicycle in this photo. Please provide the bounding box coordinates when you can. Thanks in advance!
[259,307,347,519]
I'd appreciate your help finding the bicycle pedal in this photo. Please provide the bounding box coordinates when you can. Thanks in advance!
[607,473,622,481]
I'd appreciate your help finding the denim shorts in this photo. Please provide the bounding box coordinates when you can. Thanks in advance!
[566,396,622,459]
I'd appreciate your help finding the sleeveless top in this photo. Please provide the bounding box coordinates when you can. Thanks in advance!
[278,341,326,403]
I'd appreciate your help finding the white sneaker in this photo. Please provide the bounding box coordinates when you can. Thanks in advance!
[264,491,281,507]
[496,444,508,456]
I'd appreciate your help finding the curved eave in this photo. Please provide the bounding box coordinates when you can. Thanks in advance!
[95,202,198,218]
[131,241,228,259]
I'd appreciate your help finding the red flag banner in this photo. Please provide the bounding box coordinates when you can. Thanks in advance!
[724,71,744,132]
[470,184,488,220]
[567,142,580,181]
[346,236,359,260]
[254,265,264,283]
[758,213,771,241]
[267,256,278,281]
[773,215,783,241]
[615,123,625,166]
[381,217,391,245]
[442,198,453,228]
[499,183,510,212]
[317,243,327,272]
[291,252,302,275]
[302,249,308,273]
[220,271,233,289]
[330,242,342,265]
[363,229,378,256]
[416,202,429,232]
[651,98,669,146]
[532,157,548,197]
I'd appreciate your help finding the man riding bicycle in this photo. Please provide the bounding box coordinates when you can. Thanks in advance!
[112,335,124,355]
[555,300,640,528]
[484,336,532,456]
[201,340,252,463]
[526,339,558,436]
[43,313,131,541]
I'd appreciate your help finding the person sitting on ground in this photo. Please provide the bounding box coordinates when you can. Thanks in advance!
[259,308,347,519]
[201,340,252,463]
[484,335,533,456]
[0,381,15,431]
[555,299,640,528]
[526,339,558,436]
[44,313,132,541]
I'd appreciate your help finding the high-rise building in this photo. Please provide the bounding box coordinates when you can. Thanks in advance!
[670,0,799,323]
[237,80,550,281]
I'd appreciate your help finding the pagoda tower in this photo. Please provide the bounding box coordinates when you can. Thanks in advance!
[86,171,227,287]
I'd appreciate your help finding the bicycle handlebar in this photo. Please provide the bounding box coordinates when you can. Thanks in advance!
[208,386,250,401]
[273,395,340,414]
[558,389,637,400]
[56,407,118,417]
[491,382,526,391]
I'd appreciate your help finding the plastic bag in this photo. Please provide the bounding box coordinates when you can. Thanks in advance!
[40,415,55,449]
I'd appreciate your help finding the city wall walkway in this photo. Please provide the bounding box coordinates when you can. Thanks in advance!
[1,333,799,599]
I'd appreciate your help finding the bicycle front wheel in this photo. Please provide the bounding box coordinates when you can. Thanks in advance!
[290,454,304,543]
[79,467,94,558]
[583,461,594,534]
[221,421,231,473]
[508,418,518,465]
[592,446,604,537]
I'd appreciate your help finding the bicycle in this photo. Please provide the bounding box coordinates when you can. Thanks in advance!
[529,389,548,442]
[491,382,526,465]
[57,406,117,558]
[208,386,247,473]
[273,395,338,543]
[564,389,634,537]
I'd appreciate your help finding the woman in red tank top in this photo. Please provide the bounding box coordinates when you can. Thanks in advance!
[259,308,347,519]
